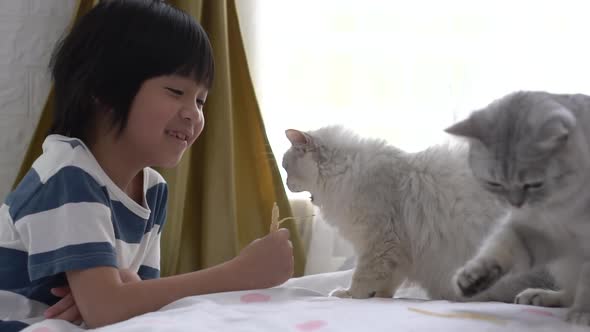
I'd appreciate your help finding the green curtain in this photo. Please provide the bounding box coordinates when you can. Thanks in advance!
[13,0,305,277]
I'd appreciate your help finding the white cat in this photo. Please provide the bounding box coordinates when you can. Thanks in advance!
[282,125,552,301]
[447,91,590,324]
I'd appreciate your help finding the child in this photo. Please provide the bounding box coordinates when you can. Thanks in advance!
[0,0,294,330]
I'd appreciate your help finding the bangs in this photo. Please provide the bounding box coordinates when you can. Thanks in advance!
[154,5,215,88]
[170,14,215,88]
[108,0,215,88]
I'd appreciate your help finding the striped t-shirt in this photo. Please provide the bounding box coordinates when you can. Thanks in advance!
[0,135,168,331]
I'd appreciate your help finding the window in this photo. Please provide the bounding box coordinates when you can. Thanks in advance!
[239,0,590,198]
[237,0,590,274]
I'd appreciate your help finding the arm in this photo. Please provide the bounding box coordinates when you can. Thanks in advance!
[68,229,293,328]
[44,268,141,323]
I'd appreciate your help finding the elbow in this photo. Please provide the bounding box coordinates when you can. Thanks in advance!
[78,296,128,328]
[82,311,120,329]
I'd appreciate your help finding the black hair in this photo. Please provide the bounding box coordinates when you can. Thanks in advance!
[49,0,214,141]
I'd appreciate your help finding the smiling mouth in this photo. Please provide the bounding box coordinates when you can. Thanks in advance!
[165,130,188,142]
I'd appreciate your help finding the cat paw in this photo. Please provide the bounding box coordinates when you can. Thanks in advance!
[329,288,352,298]
[453,259,504,298]
[515,288,565,307]
[329,287,379,299]
[567,309,590,325]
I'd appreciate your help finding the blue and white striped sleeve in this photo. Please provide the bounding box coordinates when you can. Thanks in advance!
[138,182,167,280]
[6,166,117,281]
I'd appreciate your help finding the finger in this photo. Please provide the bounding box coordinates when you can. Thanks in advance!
[71,313,83,326]
[50,286,71,297]
[275,228,290,239]
[54,303,81,323]
[45,294,75,318]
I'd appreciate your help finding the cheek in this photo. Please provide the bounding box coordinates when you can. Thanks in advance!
[127,104,172,135]
[493,190,509,202]
[297,160,319,183]
[526,190,546,204]
[303,162,317,178]
[285,161,304,181]
[282,151,297,172]
[123,117,156,143]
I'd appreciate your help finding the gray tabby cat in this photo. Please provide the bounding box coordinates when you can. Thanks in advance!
[282,126,552,302]
[446,91,590,325]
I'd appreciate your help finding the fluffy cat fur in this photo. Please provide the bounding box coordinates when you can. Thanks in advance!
[446,91,590,324]
[282,125,552,302]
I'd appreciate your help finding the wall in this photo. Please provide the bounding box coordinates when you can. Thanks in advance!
[0,0,76,199]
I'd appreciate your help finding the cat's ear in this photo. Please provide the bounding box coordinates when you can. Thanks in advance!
[536,108,576,151]
[444,117,482,141]
[285,129,312,146]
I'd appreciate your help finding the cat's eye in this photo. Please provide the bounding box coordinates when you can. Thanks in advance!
[524,182,544,190]
[485,181,502,188]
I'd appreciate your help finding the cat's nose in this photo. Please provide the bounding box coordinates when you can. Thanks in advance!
[507,190,525,208]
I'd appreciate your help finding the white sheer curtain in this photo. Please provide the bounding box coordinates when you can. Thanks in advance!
[237,0,590,274]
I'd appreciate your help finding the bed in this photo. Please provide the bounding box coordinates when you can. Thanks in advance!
[22,269,589,331]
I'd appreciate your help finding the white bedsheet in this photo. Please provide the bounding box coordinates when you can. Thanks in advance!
[22,270,590,331]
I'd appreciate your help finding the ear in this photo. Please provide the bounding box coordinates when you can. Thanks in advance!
[444,116,481,141]
[536,108,576,151]
[285,129,312,146]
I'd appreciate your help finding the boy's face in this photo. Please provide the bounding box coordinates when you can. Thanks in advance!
[121,75,208,168]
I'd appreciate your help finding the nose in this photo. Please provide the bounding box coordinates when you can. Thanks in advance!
[179,103,203,124]
[507,189,526,208]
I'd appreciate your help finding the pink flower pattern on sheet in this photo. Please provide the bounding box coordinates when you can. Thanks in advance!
[31,328,54,332]
[296,320,327,331]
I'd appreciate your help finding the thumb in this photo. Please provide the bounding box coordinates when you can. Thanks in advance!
[274,228,290,240]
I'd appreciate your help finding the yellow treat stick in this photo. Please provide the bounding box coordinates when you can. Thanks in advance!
[269,201,315,233]
[270,202,280,232]
[408,307,506,325]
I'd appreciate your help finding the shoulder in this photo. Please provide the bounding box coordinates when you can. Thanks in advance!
[143,168,168,228]
[144,167,166,188]
[6,136,109,223]
[31,135,107,186]
[144,167,167,203]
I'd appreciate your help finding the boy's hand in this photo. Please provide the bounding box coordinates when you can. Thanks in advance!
[230,228,294,289]
[45,269,141,324]
[44,286,83,325]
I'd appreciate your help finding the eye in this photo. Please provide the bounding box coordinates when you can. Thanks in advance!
[165,87,183,95]
[485,181,503,188]
[524,182,544,190]
[196,99,206,107]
